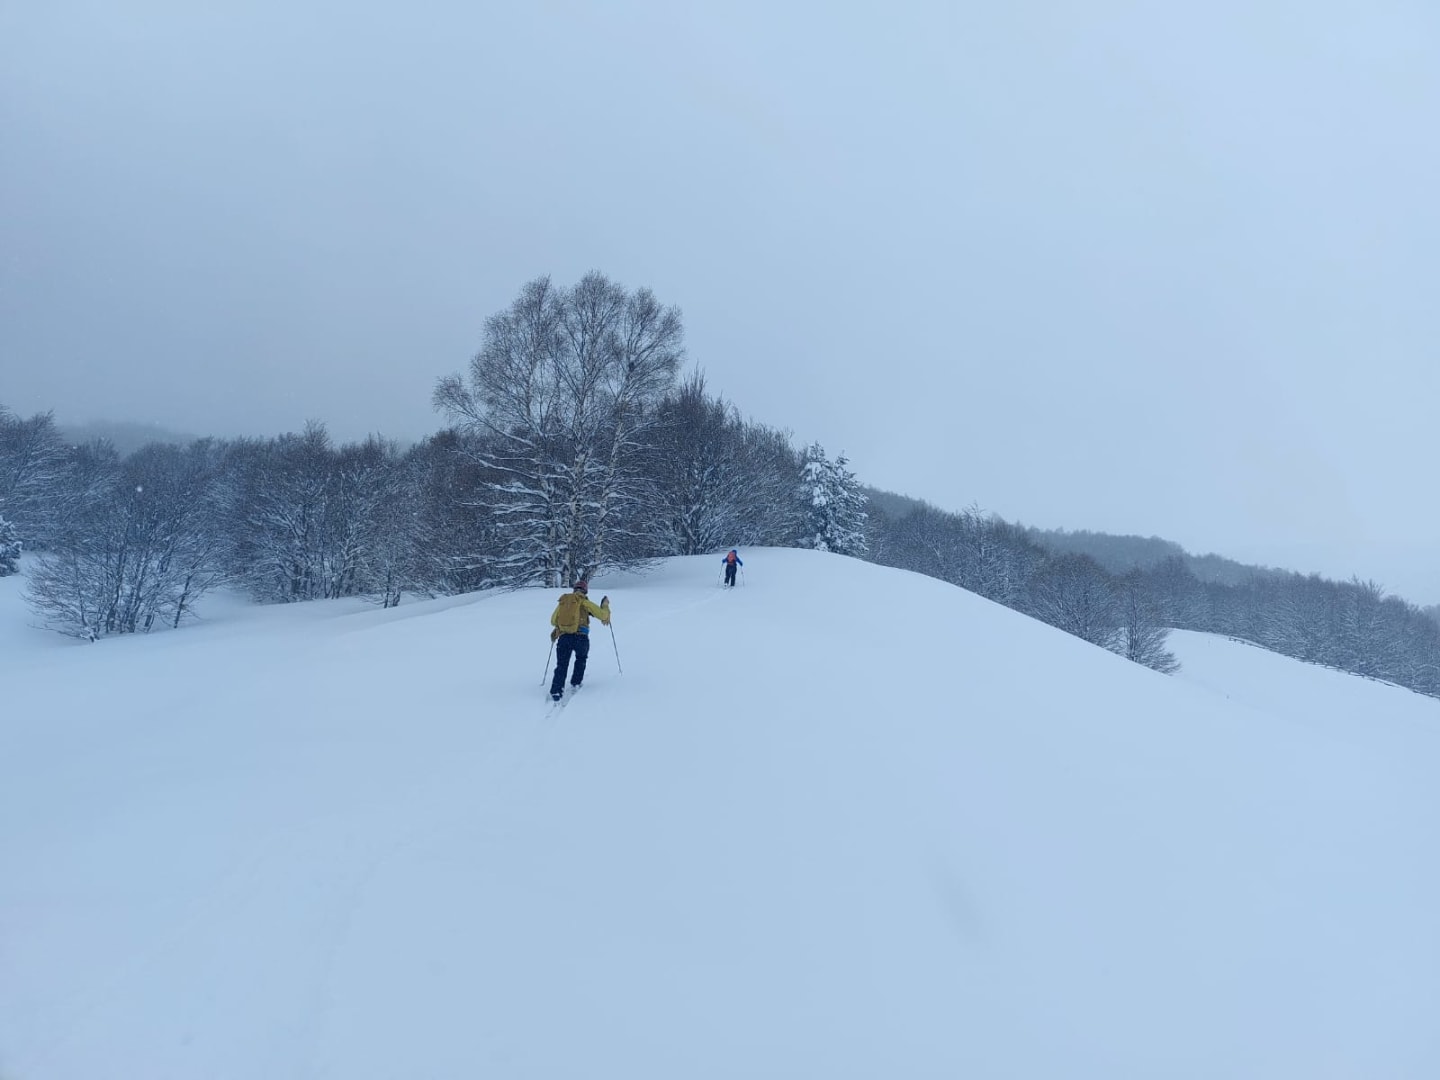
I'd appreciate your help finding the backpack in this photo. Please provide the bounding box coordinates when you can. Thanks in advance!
[553,592,584,635]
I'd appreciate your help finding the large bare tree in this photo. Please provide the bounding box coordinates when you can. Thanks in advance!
[434,272,683,587]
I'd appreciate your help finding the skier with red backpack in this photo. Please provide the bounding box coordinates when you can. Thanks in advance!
[721,549,743,587]
[548,580,611,701]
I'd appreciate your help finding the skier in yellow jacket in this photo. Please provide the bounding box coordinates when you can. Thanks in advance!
[548,580,610,701]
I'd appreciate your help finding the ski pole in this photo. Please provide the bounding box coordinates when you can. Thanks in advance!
[541,639,554,686]
[609,622,623,674]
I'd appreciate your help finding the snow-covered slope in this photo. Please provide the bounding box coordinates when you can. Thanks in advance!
[2,550,1437,1079]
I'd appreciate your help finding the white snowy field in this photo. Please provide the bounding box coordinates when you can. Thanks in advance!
[2,549,1438,1079]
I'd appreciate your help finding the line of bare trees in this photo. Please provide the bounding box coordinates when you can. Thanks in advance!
[0,276,872,640]
[867,498,1440,695]
[866,501,1178,674]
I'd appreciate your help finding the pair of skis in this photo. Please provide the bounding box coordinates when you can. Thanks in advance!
[545,684,581,715]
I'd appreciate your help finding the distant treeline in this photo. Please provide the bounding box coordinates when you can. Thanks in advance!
[5,271,1439,700]
[1019,525,1291,587]
[865,492,1440,699]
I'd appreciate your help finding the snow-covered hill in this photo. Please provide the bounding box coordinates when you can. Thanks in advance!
[2,550,1437,1079]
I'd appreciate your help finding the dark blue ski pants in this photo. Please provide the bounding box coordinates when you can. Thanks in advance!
[550,632,590,696]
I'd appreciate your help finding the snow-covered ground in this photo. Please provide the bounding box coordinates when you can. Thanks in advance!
[2,550,1437,1079]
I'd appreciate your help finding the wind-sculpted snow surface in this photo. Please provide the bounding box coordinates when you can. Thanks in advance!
[2,550,1437,1078]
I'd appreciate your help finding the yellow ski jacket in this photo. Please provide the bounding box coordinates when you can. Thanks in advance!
[551,591,610,638]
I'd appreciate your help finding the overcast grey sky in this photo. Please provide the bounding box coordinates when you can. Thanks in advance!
[3,1,1438,602]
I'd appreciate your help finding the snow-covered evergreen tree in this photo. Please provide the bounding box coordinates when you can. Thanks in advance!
[0,514,20,576]
[799,443,869,557]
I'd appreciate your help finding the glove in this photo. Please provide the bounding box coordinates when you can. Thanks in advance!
[550,628,559,642]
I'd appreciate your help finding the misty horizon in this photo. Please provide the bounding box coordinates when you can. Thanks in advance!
[5,2,1437,603]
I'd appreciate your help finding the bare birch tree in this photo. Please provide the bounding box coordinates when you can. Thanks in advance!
[434,272,683,587]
